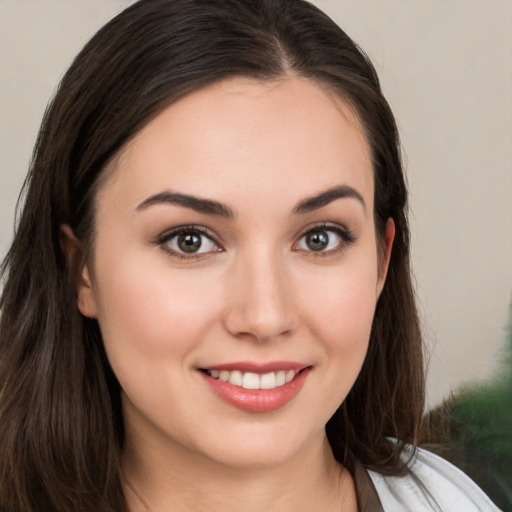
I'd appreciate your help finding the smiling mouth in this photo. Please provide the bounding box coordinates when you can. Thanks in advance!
[199,365,311,412]
[202,369,299,390]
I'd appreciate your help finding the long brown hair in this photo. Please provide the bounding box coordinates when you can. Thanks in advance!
[0,1,424,510]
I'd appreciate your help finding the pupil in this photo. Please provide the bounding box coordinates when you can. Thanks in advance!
[178,233,201,253]
[307,231,328,251]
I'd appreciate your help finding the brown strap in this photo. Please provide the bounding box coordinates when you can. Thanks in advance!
[353,460,385,512]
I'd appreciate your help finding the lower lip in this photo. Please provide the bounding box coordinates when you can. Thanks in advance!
[200,368,311,413]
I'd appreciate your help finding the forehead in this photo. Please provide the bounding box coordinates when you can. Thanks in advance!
[98,76,373,215]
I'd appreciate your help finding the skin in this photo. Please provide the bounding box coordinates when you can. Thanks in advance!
[70,76,394,511]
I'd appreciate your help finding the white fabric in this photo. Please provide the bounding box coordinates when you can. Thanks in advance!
[368,446,502,511]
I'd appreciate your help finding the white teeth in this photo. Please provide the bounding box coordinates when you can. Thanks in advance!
[276,371,286,386]
[206,369,298,389]
[228,370,243,386]
[260,372,276,389]
[285,370,295,383]
[242,372,260,389]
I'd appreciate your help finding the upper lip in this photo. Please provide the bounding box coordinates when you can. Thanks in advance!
[199,361,310,373]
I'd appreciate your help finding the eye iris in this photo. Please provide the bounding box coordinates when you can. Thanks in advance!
[306,231,329,251]
[178,233,202,253]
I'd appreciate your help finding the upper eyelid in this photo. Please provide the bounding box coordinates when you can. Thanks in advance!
[295,221,352,239]
[156,225,224,257]
[294,223,356,252]
[158,225,220,244]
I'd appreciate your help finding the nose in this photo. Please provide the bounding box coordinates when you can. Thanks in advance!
[223,249,297,343]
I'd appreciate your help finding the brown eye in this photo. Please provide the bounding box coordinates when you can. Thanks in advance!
[161,227,221,257]
[305,231,329,251]
[295,225,355,255]
[177,233,202,253]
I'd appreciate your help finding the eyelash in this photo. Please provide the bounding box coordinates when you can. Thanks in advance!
[157,225,222,260]
[293,223,356,256]
[156,223,356,260]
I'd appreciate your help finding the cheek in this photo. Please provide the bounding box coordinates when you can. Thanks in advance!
[291,265,378,425]
[91,250,220,367]
[298,263,378,351]
[317,285,375,386]
[91,255,224,435]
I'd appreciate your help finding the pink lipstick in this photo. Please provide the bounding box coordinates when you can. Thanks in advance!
[199,362,311,413]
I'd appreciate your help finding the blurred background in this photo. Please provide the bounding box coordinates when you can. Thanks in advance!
[1,0,511,506]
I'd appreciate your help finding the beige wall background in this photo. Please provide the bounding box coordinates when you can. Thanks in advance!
[1,0,511,408]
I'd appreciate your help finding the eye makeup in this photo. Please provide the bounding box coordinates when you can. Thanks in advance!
[293,222,356,257]
[157,225,223,260]
[153,220,356,262]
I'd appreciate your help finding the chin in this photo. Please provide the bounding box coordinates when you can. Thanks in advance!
[192,420,324,470]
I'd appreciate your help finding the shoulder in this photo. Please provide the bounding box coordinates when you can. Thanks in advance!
[367,445,501,512]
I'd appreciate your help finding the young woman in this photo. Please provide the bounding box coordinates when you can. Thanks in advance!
[0,0,501,511]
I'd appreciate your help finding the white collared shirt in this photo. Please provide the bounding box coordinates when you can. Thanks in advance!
[368,446,502,511]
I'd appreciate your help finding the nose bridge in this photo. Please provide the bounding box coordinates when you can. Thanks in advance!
[223,244,296,342]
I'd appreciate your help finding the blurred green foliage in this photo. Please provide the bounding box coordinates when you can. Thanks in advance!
[422,302,512,511]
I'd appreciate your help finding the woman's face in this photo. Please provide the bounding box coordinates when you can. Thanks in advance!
[77,76,393,469]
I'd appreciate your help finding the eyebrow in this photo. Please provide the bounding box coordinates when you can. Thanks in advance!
[135,184,365,218]
[136,191,235,218]
[293,185,366,215]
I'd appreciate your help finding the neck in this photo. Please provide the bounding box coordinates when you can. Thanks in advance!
[122,431,357,512]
